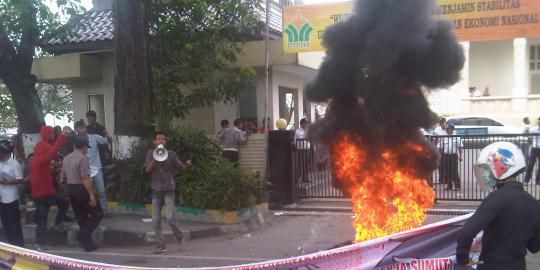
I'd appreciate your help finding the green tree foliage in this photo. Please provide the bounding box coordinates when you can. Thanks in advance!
[0,0,83,44]
[0,83,72,130]
[0,84,16,129]
[107,127,269,210]
[151,0,261,127]
[0,0,83,133]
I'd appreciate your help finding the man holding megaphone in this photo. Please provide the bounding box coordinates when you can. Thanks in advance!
[144,131,192,254]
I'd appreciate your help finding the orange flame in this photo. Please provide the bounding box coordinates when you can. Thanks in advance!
[332,134,435,242]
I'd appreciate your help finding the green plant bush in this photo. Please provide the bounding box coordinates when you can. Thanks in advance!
[176,159,269,211]
[107,127,270,211]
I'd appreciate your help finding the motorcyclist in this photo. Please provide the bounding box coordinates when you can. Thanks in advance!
[456,142,540,270]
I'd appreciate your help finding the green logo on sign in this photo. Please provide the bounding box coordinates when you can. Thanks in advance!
[284,16,313,48]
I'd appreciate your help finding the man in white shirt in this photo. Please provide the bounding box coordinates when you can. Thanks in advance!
[432,117,447,185]
[432,117,447,136]
[524,117,540,185]
[522,117,531,166]
[295,119,311,183]
[0,140,25,247]
[523,117,531,134]
[440,124,463,191]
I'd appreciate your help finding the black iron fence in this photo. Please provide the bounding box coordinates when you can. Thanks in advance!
[292,139,343,199]
[291,134,540,201]
[429,134,540,201]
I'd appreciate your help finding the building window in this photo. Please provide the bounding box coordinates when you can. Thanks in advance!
[238,85,257,127]
[279,86,298,129]
[87,94,106,127]
[531,45,540,94]
[531,45,540,72]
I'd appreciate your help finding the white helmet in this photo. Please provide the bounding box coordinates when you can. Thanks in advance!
[474,142,526,191]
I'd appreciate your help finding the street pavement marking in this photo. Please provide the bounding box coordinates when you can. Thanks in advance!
[47,250,273,262]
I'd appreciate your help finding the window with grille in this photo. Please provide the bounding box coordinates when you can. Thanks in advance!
[532,45,540,94]
[530,45,540,72]
[87,94,106,127]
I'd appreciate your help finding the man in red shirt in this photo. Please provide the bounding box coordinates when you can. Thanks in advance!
[30,125,70,248]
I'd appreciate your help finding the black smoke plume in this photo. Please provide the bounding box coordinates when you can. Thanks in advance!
[305,0,465,187]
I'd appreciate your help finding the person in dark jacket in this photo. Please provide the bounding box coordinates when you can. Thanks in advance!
[456,142,540,270]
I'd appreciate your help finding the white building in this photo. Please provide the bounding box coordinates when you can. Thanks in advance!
[32,1,323,136]
[430,37,540,126]
[33,0,540,133]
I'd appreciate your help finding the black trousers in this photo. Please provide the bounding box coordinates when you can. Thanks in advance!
[0,200,24,247]
[442,153,461,190]
[223,150,239,167]
[525,148,540,183]
[438,149,446,184]
[297,149,312,182]
[68,184,103,247]
[34,192,69,245]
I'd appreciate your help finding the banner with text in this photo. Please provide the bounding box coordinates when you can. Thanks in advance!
[282,2,352,53]
[0,214,479,270]
[282,0,540,53]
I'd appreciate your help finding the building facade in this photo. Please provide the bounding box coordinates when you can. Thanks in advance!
[32,1,323,137]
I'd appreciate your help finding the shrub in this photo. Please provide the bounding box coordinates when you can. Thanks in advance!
[106,139,153,203]
[176,159,269,210]
[107,127,270,211]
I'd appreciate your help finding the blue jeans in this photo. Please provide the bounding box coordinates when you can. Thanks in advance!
[92,170,108,212]
[152,191,183,246]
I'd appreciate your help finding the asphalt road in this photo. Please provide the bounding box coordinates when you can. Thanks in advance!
[36,213,540,269]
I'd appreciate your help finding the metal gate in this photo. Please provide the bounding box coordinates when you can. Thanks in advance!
[292,135,540,201]
[292,139,343,198]
[430,134,540,201]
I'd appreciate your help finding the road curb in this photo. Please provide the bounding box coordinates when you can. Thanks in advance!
[5,211,272,248]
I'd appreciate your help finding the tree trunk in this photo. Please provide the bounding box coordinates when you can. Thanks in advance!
[113,0,154,158]
[2,74,45,157]
[0,2,44,157]
[3,76,44,133]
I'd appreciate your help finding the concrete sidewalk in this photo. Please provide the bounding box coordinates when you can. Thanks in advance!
[3,199,478,249]
[7,211,271,248]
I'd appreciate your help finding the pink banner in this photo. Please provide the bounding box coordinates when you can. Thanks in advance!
[0,214,476,270]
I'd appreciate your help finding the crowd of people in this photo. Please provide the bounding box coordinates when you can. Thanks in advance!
[4,110,540,267]
[1,114,311,253]
[2,114,282,253]
[217,118,273,166]
[0,110,114,252]
[0,111,197,254]
[429,116,540,191]
[468,86,491,97]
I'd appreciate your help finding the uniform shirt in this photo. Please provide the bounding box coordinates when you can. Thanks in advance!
[79,134,108,176]
[457,182,540,270]
[432,126,447,136]
[440,132,462,154]
[530,127,540,148]
[61,150,90,185]
[217,127,246,151]
[432,126,447,149]
[295,127,310,149]
[145,150,184,191]
[0,159,22,204]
